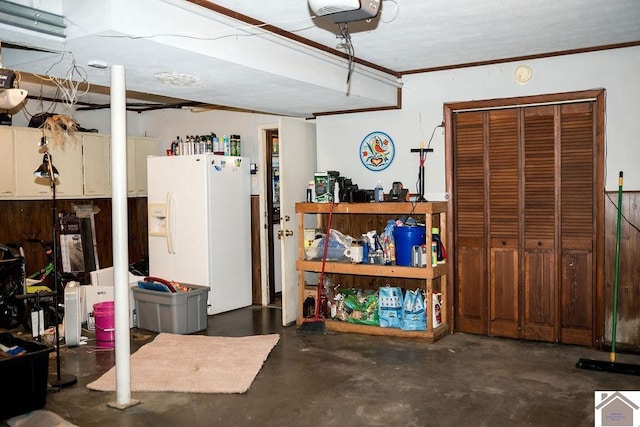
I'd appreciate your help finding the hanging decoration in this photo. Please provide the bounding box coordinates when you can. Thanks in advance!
[359,131,395,171]
[42,114,78,149]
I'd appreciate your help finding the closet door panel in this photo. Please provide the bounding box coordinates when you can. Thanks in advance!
[522,106,557,341]
[524,247,556,341]
[559,102,595,345]
[457,245,487,334]
[560,250,593,345]
[490,247,519,337]
[487,110,519,337]
[453,111,487,333]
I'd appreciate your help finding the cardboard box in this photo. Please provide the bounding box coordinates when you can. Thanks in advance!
[314,172,330,203]
[132,284,208,334]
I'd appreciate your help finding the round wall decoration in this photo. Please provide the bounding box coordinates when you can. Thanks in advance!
[359,131,395,171]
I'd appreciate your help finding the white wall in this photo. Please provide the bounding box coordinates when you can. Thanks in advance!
[11,46,638,194]
[137,108,283,195]
[315,46,640,193]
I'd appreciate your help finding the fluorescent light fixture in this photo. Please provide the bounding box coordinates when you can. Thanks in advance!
[0,88,27,110]
[0,0,65,37]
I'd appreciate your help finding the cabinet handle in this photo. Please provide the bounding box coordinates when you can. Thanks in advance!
[502,241,506,246]
[537,241,542,247]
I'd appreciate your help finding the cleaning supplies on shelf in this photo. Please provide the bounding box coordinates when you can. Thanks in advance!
[431,227,447,263]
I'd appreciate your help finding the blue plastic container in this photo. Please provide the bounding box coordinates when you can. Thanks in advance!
[394,226,425,266]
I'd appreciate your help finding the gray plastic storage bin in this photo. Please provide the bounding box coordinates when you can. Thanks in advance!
[132,284,208,334]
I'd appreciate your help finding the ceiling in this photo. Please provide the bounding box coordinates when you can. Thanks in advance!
[1,0,639,118]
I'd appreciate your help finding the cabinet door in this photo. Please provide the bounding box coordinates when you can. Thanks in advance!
[82,133,110,197]
[49,135,83,197]
[14,127,83,198]
[0,126,15,198]
[126,138,136,196]
[127,137,158,196]
[134,137,157,196]
[14,128,54,198]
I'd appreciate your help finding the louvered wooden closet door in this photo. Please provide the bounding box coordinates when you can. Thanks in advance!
[452,98,598,345]
[453,111,487,334]
[488,110,520,338]
[558,102,595,346]
[522,106,557,342]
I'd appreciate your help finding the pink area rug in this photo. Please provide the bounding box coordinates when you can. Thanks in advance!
[87,333,279,394]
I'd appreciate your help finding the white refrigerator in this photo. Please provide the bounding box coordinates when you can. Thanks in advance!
[147,154,251,315]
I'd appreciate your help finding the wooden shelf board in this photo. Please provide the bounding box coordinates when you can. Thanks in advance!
[295,201,448,215]
[297,260,447,279]
[320,319,449,343]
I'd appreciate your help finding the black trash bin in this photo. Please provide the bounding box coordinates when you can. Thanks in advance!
[0,332,54,421]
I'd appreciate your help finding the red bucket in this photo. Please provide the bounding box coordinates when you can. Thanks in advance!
[93,301,115,348]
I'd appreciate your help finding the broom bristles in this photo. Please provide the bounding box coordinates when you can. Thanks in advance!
[297,318,327,334]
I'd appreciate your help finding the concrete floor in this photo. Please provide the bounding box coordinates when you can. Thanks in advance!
[7,306,640,426]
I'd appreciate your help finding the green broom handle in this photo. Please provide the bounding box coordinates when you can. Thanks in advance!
[610,171,623,362]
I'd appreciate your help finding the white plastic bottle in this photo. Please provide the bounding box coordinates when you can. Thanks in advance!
[374,180,384,202]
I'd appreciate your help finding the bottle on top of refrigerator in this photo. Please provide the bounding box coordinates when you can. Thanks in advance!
[223,135,230,156]
[179,136,186,156]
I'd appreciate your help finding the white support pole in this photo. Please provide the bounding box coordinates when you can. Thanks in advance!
[109,64,139,410]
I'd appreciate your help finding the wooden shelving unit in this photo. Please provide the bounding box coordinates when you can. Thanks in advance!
[295,201,450,342]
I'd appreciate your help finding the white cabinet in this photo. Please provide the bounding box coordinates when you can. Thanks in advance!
[0,127,15,197]
[3,126,156,199]
[14,127,83,198]
[51,134,83,198]
[127,136,158,197]
[82,133,111,197]
[13,128,48,198]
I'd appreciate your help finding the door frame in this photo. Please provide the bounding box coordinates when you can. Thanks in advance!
[258,124,278,307]
[444,89,606,347]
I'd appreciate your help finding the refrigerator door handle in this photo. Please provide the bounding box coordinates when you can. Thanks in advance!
[166,192,176,254]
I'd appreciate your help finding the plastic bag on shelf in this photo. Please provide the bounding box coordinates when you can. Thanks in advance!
[378,285,403,328]
[400,288,427,331]
[306,228,353,260]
